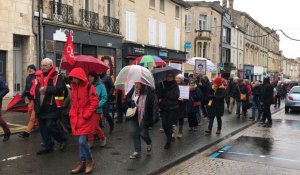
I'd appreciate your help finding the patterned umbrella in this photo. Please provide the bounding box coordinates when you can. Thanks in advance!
[115,65,155,93]
[131,55,166,67]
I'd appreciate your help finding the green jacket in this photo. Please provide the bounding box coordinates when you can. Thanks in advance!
[93,79,107,114]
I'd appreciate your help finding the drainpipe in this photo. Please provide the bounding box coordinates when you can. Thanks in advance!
[32,0,39,67]
[38,0,44,63]
[219,13,224,77]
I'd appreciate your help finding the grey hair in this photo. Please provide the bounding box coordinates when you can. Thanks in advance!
[176,74,184,80]
[41,58,53,66]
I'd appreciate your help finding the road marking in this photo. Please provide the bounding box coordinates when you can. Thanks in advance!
[270,156,299,162]
[1,153,30,162]
[227,151,254,156]
[221,146,232,151]
[209,152,221,158]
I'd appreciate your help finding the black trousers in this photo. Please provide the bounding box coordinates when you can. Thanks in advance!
[161,110,176,144]
[208,115,222,130]
[262,104,272,124]
[188,113,198,127]
[274,95,281,107]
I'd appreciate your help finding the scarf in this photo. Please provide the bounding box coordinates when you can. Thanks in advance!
[39,66,57,95]
[137,94,147,126]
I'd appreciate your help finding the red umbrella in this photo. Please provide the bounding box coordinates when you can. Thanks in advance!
[6,93,28,112]
[61,55,109,74]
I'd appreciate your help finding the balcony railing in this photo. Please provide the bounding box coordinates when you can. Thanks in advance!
[195,30,211,40]
[103,16,120,34]
[80,9,99,30]
[49,1,73,24]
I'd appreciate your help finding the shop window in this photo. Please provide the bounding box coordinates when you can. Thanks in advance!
[82,45,97,57]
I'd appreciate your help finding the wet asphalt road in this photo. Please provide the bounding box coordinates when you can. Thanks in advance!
[0,107,283,175]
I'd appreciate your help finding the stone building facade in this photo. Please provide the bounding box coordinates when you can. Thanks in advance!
[120,0,189,67]
[0,0,36,98]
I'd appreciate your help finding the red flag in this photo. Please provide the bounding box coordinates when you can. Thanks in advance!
[62,32,75,66]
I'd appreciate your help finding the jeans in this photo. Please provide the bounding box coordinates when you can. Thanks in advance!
[228,97,235,113]
[236,100,247,115]
[252,101,261,120]
[161,110,176,144]
[79,135,92,162]
[39,118,66,150]
[208,115,222,130]
[262,104,272,124]
[0,103,10,134]
[103,101,114,126]
[130,118,151,153]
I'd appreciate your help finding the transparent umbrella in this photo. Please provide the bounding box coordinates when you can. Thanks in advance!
[115,65,155,93]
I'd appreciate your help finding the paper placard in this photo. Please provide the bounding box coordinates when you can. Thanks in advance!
[179,85,189,99]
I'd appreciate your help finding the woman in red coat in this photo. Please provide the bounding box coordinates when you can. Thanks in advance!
[68,68,99,174]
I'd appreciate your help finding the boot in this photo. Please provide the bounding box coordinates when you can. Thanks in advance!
[85,159,95,174]
[70,162,85,174]
[216,129,221,135]
[205,130,212,134]
[171,125,177,141]
[100,137,107,147]
[177,126,183,139]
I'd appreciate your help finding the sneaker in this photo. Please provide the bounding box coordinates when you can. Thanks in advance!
[129,152,140,159]
[100,137,107,147]
[205,130,212,134]
[59,142,67,151]
[36,148,54,155]
[3,132,11,142]
[177,133,183,139]
[146,144,152,152]
[18,131,30,138]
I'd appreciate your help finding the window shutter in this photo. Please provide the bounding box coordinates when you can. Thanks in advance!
[131,12,137,42]
[174,27,180,50]
[188,14,192,32]
[207,15,211,31]
[148,18,157,45]
[159,22,166,47]
[195,14,200,31]
[162,23,166,47]
[125,11,130,41]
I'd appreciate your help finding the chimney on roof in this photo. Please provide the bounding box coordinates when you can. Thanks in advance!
[222,0,227,8]
[229,0,234,9]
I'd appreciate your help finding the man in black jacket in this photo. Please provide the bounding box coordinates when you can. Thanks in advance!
[35,58,67,155]
[159,73,180,149]
[260,77,274,127]
[0,76,10,141]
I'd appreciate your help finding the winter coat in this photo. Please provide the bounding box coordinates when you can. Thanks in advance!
[93,79,107,114]
[261,83,274,105]
[34,67,66,119]
[126,86,157,127]
[159,80,180,111]
[22,74,35,100]
[276,85,286,97]
[69,68,99,136]
[234,84,247,101]
[252,85,262,103]
[101,74,115,98]
[0,76,9,104]
[226,81,236,98]
[187,87,201,114]
[208,85,226,117]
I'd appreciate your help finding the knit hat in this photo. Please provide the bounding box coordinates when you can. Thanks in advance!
[213,77,222,86]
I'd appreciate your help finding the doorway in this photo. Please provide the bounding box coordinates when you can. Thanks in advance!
[13,36,23,95]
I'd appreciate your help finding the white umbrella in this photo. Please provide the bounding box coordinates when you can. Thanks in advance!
[186,57,217,72]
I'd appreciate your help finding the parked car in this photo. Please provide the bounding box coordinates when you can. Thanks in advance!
[285,86,300,113]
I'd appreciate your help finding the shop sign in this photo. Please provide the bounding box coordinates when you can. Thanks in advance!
[159,50,168,57]
[132,47,145,55]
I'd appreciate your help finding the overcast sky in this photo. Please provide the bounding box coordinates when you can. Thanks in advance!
[185,0,300,58]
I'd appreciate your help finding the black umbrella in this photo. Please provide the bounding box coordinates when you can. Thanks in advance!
[152,66,182,83]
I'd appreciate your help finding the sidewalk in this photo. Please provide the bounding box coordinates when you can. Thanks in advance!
[0,106,283,175]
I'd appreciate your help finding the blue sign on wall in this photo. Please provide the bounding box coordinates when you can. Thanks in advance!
[184,42,191,49]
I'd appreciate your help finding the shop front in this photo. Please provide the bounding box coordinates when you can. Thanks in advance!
[244,65,254,82]
[122,42,187,67]
[43,24,123,76]
[254,66,264,81]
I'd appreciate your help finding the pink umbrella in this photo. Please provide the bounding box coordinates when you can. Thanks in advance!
[61,55,109,74]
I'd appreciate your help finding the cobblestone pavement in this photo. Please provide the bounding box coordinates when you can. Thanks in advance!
[162,109,300,175]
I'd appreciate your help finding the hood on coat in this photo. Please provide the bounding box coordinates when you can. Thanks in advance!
[69,68,88,84]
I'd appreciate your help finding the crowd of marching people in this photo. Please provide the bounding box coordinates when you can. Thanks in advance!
[0,57,288,174]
